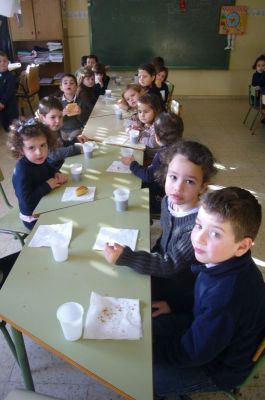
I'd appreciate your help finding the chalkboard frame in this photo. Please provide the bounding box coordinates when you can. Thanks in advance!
[89,0,235,70]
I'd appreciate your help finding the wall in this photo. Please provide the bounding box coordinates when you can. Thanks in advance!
[64,0,265,96]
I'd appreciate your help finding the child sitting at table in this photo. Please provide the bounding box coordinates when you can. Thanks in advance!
[38,96,85,170]
[153,187,265,399]
[155,65,169,104]
[104,140,217,314]
[121,112,184,214]
[251,54,265,90]
[0,51,19,132]
[8,119,68,230]
[117,83,144,112]
[78,68,102,103]
[126,94,162,148]
[58,74,91,145]
[92,63,110,93]
[138,63,164,110]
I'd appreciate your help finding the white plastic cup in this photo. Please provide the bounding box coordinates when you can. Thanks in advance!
[70,163,83,181]
[129,129,139,145]
[114,105,123,120]
[115,77,121,85]
[105,89,112,98]
[56,302,84,341]
[51,242,69,262]
[113,188,130,211]
[134,75,139,84]
[120,147,134,157]
[160,90,166,101]
[83,142,93,159]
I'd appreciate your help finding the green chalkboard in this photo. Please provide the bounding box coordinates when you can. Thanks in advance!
[89,0,235,70]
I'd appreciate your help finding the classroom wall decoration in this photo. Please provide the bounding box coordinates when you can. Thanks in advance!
[219,5,248,51]
[219,5,248,35]
[89,0,235,70]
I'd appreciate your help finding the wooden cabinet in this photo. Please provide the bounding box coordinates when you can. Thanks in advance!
[8,0,69,82]
[9,0,63,40]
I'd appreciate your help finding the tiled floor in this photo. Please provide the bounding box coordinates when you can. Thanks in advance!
[1,98,265,399]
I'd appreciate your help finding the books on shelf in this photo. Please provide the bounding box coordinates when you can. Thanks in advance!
[15,42,64,65]
[40,77,53,84]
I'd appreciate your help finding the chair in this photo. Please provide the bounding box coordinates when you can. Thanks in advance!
[5,389,60,399]
[243,85,260,133]
[170,99,182,116]
[221,338,265,399]
[0,167,30,248]
[16,64,40,116]
[165,80,175,111]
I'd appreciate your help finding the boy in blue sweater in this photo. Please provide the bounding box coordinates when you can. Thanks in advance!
[154,187,265,399]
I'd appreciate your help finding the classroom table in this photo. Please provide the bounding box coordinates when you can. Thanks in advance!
[82,114,145,151]
[34,143,143,214]
[90,95,119,118]
[0,189,153,400]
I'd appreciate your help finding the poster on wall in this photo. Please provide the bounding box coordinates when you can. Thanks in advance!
[219,5,248,35]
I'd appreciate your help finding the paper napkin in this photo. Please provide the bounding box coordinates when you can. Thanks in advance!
[93,227,138,251]
[28,221,73,247]
[83,291,142,340]
[106,161,131,173]
[102,136,127,145]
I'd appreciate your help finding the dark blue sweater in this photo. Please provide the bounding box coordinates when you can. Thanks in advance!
[251,71,265,94]
[154,251,265,390]
[12,157,57,216]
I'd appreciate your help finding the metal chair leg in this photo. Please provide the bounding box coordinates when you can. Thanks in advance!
[243,106,252,124]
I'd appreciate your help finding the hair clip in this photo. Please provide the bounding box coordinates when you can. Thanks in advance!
[17,118,37,133]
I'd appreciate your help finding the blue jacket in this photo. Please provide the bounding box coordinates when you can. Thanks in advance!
[155,251,265,390]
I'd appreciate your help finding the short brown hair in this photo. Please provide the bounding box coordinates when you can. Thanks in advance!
[154,112,183,145]
[38,96,63,116]
[157,140,217,185]
[201,187,262,241]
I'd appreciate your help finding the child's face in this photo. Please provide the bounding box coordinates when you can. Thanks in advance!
[165,154,206,212]
[156,71,167,83]
[86,57,97,68]
[124,88,140,108]
[256,60,265,73]
[83,75,95,87]
[191,206,249,264]
[22,135,48,165]
[138,69,155,87]
[41,108,63,131]
[137,102,155,125]
[60,77,77,97]
[0,55,9,72]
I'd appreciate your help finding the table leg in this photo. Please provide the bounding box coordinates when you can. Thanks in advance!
[11,326,35,391]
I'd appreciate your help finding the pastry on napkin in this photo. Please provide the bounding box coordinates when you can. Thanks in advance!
[83,291,142,340]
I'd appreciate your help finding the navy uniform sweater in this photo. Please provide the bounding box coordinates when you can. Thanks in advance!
[12,157,57,216]
[154,251,265,390]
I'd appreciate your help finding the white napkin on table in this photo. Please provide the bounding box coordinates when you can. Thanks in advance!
[93,227,138,251]
[61,187,96,202]
[28,221,73,247]
[83,291,142,340]
[106,161,131,173]
[103,136,127,145]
